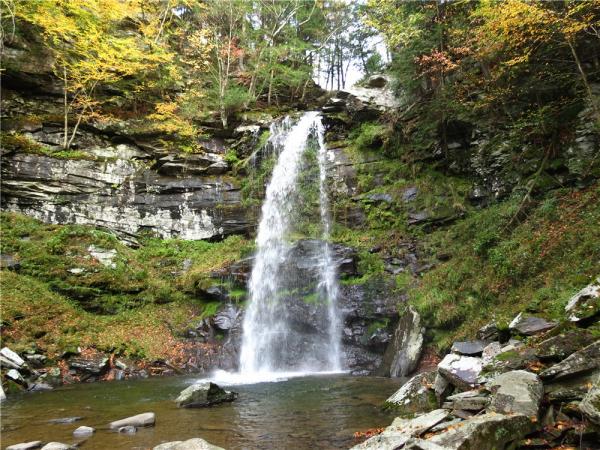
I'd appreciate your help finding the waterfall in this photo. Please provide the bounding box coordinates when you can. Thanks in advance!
[237,111,342,379]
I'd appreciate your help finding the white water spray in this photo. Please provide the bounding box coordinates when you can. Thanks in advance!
[233,111,341,381]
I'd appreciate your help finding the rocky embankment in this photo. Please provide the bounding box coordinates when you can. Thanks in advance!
[352,278,600,449]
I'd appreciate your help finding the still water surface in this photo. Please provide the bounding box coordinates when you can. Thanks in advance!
[1,374,402,449]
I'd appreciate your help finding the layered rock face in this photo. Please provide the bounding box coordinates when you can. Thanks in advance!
[1,133,253,243]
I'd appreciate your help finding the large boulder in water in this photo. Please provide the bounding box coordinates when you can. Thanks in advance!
[109,412,155,429]
[175,381,237,408]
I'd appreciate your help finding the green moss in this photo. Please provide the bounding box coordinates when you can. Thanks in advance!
[200,301,221,319]
[350,122,388,152]
[0,271,200,360]
[408,185,600,350]
[1,132,93,160]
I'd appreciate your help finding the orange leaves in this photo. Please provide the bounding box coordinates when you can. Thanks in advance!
[353,428,385,440]
[415,49,459,82]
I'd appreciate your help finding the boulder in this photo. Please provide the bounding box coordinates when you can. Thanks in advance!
[540,340,600,380]
[212,305,240,332]
[445,390,489,411]
[5,442,43,450]
[118,425,137,434]
[481,342,502,364]
[175,381,237,408]
[480,345,538,382]
[367,74,389,88]
[0,383,6,401]
[40,444,72,450]
[580,375,600,425]
[385,371,437,416]
[6,368,25,384]
[437,354,483,390]
[201,285,230,302]
[351,409,449,450]
[487,370,543,418]
[109,412,155,429]
[476,322,500,341]
[451,341,486,356]
[379,305,424,377]
[565,277,600,323]
[28,382,53,391]
[427,413,535,449]
[535,329,595,361]
[153,438,225,450]
[403,439,448,450]
[433,373,452,404]
[544,370,598,403]
[73,426,95,437]
[68,354,109,375]
[509,313,556,336]
[1,347,26,369]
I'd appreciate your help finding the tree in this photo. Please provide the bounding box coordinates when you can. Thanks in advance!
[15,0,173,149]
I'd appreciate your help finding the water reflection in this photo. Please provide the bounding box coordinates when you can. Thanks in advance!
[1,375,402,449]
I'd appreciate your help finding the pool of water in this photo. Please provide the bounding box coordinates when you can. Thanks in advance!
[1,374,402,449]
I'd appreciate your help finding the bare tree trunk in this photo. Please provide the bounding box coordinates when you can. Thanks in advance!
[62,66,69,150]
[567,39,600,125]
[267,68,274,105]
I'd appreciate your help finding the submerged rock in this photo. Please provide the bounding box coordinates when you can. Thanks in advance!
[5,442,43,450]
[487,370,543,418]
[72,426,95,437]
[153,438,225,450]
[48,417,83,424]
[40,444,72,450]
[109,412,155,429]
[175,381,237,408]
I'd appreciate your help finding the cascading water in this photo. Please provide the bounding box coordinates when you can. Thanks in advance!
[234,111,342,380]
